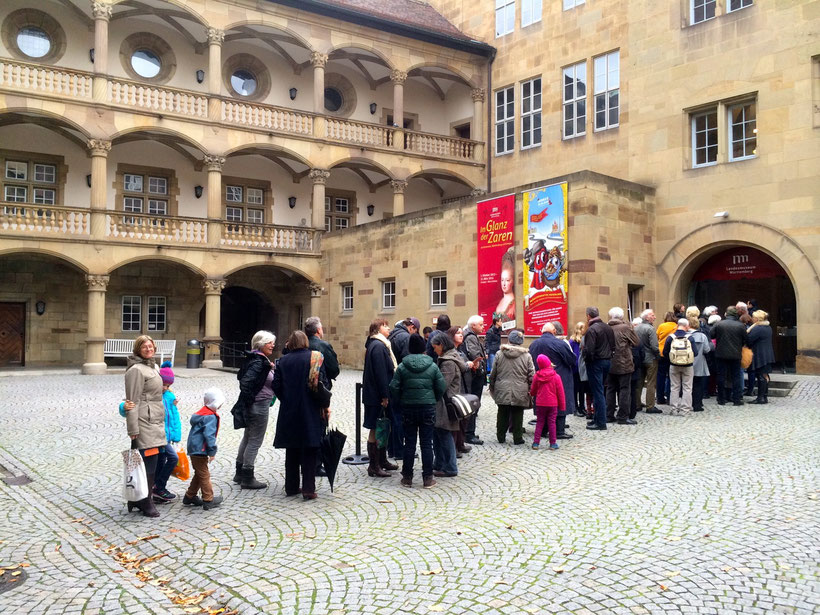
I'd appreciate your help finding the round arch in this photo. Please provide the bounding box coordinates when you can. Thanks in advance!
[0,108,92,151]
[224,143,313,168]
[326,43,394,71]
[109,126,207,154]
[221,20,315,53]
[405,62,477,89]
[109,0,209,29]
[0,248,88,274]
[327,156,395,180]
[221,260,317,283]
[405,167,475,187]
[107,255,206,278]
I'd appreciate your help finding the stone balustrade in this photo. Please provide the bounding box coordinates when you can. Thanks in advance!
[221,100,314,135]
[0,203,90,235]
[106,212,208,244]
[108,78,208,118]
[0,59,92,99]
[221,222,318,253]
[405,129,477,161]
[325,117,393,148]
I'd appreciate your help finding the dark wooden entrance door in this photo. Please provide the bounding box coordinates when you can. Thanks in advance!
[0,303,25,366]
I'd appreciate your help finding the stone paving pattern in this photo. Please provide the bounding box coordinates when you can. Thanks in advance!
[0,370,818,614]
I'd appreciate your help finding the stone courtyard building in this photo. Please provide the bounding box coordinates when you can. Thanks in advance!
[1,0,818,374]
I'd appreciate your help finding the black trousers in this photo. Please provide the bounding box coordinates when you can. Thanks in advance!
[285,447,318,495]
[606,372,632,420]
[465,370,484,438]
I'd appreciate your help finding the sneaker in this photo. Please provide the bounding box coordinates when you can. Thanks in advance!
[422,477,437,489]
[645,407,663,414]
[153,488,177,502]
[182,495,203,507]
[531,443,539,450]
[549,443,559,450]
[400,476,412,488]
[202,495,223,510]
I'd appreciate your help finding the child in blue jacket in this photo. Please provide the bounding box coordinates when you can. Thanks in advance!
[183,388,225,510]
[153,361,181,503]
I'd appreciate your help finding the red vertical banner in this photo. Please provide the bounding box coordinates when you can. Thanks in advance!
[476,194,516,330]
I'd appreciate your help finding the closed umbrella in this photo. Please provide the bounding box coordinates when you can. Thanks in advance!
[320,427,347,492]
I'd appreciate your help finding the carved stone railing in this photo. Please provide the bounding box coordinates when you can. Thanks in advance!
[221,222,319,253]
[0,203,90,235]
[108,79,208,118]
[106,213,207,244]
[325,117,393,147]
[405,129,478,161]
[221,100,313,135]
[0,59,92,98]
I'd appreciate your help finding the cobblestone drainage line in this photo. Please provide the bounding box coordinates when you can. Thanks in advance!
[0,462,31,486]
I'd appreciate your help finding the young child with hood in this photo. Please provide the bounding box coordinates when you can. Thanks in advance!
[152,361,181,503]
[184,387,226,510]
[529,354,566,450]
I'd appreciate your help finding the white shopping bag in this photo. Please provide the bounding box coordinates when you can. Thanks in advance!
[122,448,148,501]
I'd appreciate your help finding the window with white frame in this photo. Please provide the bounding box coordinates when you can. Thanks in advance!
[522,0,542,27]
[691,109,718,167]
[430,275,447,307]
[495,0,515,37]
[382,279,396,310]
[594,51,620,131]
[325,194,354,231]
[122,171,168,218]
[728,101,757,161]
[563,0,584,9]
[122,296,141,332]
[341,283,353,312]
[728,0,753,11]
[223,181,266,224]
[2,155,59,211]
[691,0,716,24]
[495,86,515,155]
[562,62,586,139]
[521,77,542,149]
[147,296,166,332]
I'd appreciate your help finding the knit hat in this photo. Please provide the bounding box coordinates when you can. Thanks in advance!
[537,354,552,370]
[507,330,524,345]
[159,360,174,385]
[408,333,426,355]
[203,387,225,410]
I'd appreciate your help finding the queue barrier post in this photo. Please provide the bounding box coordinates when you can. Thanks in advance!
[342,382,369,465]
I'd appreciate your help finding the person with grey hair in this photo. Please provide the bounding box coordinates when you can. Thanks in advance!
[583,306,615,430]
[529,321,576,439]
[489,329,534,445]
[462,315,488,445]
[304,317,339,385]
[606,307,640,424]
[229,330,276,489]
[661,319,701,415]
[636,309,660,413]
[713,307,747,405]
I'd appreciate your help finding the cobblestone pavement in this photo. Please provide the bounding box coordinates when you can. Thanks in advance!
[0,369,818,615]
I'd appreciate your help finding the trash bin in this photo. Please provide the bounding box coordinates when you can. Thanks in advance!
[186,339,202,369]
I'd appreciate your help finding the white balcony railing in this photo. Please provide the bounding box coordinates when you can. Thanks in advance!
[325,117,393,147]
[405,129,477,160]
[108,79,208,118]
[222,222,318,253]
[0,203,90,235]
[106,212,208,244]
[0,59,92,99]
[221,100,313,135]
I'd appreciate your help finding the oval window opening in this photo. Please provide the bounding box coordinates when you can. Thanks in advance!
[131,49,161,78]
[231,70,257,96]
[324,87,343,112]
[17,26,51,58]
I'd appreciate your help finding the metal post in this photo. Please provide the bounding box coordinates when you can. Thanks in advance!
[343,382,369,465]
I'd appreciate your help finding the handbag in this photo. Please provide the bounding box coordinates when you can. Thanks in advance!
[122,448,148,502]
[741,346,754,369]
[172,444,190,481]
[310,379,332,408]
[375,410,391,448]
[445,393,480,421]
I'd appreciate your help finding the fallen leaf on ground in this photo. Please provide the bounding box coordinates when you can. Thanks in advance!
[429,606,444,612]
[420,568,442,575]
[658,584,668,591]
[589,566,597,570]
[468,543,479,547]
[11,571,22,577]
[169,529,182,533]
[665,571,680,578]
[665,536,682,542]
[376,500,392,504]
[563,549,574,555]
[505,524,514,529]
[55,544,62,552]
[127,535,160,545]
[552,567,564,573]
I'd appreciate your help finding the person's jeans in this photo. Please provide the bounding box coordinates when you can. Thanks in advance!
[486,353,496,375]
[496,405,525,443]
[656,358,670,402]
[587,359,611,427]
[433,427,458,475]
[606,372,632,421]
[402,405,435,479]
[154,443,179,491]
[642,360,658,408]
[717,358,743,403]
[693,375,708,410]
[388,403,405,459]
[284,447,318,495]
[669,365,694,412]
[236,400,270,468]
[534,405,557,445]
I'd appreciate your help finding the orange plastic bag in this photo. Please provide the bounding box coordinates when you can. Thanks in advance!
[172,446,190,481]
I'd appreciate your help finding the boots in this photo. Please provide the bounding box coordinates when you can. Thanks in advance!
[232,461,242,484]
[240,466,267,489]
[367,442,391,477]
[753,377,769,404]
[139,473,159,517]
[379,447,398,471]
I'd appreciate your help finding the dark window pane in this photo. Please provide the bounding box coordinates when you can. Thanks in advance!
[533,127,541,143]
[707,145,717,162]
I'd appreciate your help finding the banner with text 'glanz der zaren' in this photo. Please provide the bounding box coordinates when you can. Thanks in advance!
[476,194,516,331]
[522,183,568,336]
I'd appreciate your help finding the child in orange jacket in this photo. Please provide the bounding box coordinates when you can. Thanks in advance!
[530,354,566,450]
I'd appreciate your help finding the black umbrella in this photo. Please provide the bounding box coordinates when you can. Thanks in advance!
[320,427,347,493]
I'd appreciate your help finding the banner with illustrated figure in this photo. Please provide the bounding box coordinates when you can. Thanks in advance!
[522,183,568,335]
[476,194,516,330]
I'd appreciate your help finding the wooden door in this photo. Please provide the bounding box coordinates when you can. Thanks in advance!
[0,303,25,366]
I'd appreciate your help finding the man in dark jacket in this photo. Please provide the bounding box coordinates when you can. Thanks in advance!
[528,322,576,439]
[426,314,451,358]
[388,317,419,362]
[606,307,641,425]
[485,316,503,375]
[713,306,748,406]
[462,315,487,445]
[635,309,661,413]
[583,307,615,430]
[305,316,339,387]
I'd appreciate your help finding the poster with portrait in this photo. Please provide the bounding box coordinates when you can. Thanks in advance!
[522,183,568,336]
[476,194,516,330]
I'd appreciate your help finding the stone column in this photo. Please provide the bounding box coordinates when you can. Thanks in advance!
[391,179,407,217]
[82,274,110,375]
[87,139,111,240]
[309,169,330,230]
[204,155,225,246]
[91,1,112,102]
[391,69,407,151]
[471,88,485,161]
[202,278,226,369]
[206,28,224,120]
[311,52,327,138]
[309,283,323,321]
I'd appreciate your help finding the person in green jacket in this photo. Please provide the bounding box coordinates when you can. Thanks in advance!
[389,333,446,489]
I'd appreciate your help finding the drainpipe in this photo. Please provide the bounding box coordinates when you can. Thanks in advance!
[486,49,496,194]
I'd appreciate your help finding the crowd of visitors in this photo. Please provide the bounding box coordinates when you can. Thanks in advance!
[120,298,776,514]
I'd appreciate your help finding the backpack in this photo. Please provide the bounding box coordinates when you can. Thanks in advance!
[668,334,694,366]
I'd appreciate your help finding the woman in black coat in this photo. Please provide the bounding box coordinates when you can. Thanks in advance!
[362,318,398,478]
[272,330,328,499]
[747,310,775,404]
[230,330,275,490]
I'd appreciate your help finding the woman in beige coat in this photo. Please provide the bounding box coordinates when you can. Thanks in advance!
[124,335,168,517]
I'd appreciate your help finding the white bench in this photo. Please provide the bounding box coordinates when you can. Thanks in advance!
[104,339,177,365]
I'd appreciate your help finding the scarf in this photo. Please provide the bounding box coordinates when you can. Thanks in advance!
[372,332,398,369]
[308,350,324,391]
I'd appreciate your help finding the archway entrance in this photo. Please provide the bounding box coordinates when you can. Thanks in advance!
[688,246,796,369]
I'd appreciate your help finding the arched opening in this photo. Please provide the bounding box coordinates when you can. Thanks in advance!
[686,245,797,369]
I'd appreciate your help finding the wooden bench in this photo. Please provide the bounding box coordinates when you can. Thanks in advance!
[104,339,177,365]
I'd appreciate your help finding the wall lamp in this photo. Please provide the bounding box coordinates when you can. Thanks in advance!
[369,102,377,115]
[89,48,95,63]
[35,300,46,316]
[86,174,92,188]
[366,203,375,216]
[196,69,205,84]
[194,185,203,199]
[713,211,729,219]
[288,196,297,209]
[289,87,298,100]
